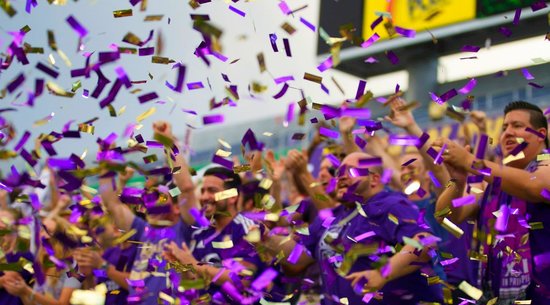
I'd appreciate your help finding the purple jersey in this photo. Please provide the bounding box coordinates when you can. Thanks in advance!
[0,251,34,305]
[189,214,262,304]
[300,190,443,305]
[127,217,191,305]
[98,244,137,305]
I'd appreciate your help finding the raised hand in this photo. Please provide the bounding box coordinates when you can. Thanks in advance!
[470,110,487,133]
[284,149,308,174]
[339,116,356,134]
[345,269,387,293]
[384,97,416,129]
[264,150,285,181]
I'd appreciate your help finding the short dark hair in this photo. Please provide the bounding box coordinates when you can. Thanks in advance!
[504,101,548,148]
[203,167,242,190]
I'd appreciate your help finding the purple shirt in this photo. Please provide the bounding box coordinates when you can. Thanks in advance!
[413,193,476,285]
[478,188,531,301]
[0,251,34,305]
[189,214,262,304]
[300,191,443,305]
[526,161,550,304]
[128,217,191,305]
[98,245,137,305]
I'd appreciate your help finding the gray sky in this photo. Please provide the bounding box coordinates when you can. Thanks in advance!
[1,0,364,169]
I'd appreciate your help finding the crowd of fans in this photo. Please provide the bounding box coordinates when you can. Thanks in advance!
[0,97,549,305]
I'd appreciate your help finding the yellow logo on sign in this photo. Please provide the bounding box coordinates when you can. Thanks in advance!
[363,0,476,40]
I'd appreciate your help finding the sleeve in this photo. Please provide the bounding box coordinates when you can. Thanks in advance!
[300,215,325,260]
[129,216,146,242]
[62,276,82,289]
[382,199,432,245]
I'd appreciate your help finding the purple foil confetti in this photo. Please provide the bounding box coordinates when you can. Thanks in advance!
[228,5,246,17]
[283,38,291,57]
[461,45,481,52]
[138,92,159,104]
[203,114,224,125]
[287,244,304,264]
[458,78,477,94]
[395,26,416,38]
[273,83,289,99]
[317,56,333,72]
[370,15,383,30]
[452,194,476,207]
[300,17,316,32]
[66,15,88,37]
[361,33,380,48]
[319,127,339,139]
[428,171,442,188]
[269,33,278,52]
[386,50,399,65]
[388,134,420,146]
[521,68,535,80]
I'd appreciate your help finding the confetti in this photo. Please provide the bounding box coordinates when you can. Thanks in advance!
[303,73,322,84]
[212,240,234,249]
[361,33,380,48]
[458,281,482,300]
[441,218,464,238]
[299,17,316,32]
[113,9,132,18]
[66,15,88,37]
[228,5,245,17]
[136,107,156,122]
[283,38,291,57]
[203,114,224,125]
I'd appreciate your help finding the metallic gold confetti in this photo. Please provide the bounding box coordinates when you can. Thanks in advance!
[257,53,266,73]
[151,56,175,64]
[303,72,322,84]
[441,218,464,238]
[144,15,163,21]
[215,149,231,158]
[212,240,234,249]
[113,9,132,18]
[136,107,156,122]
[458,281,482,300]
[214,188,238,201]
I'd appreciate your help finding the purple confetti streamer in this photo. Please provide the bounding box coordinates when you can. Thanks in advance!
[355,80,366,100]
[355,135,366,150]
[167,64,186,93]
[499,26,512,37]
[203,114,224,125]
[138,92,158,104]
[285,103,295,126]
[14,131,31,151]
[521,68,535,80]
[342,108,371,119]
[452,194,476,207]
[358,157,382,166]
[458,78,477,94]
[186,82,204,90]
[475,134,488,160]
[317,56,333,72]
[461,45,481,52]
[138,47,155,56]
[364,56,378,63]
[513,8,522,25]
[278,1,291,15]
[370,15,383,30]
[228,5,246,17]
[319,127,339,139]
[36,62,59,78]
[395,26,416,38]
[6,73,25,93]
[531,1,547,12]
[269,33,278,52]
[274,75,294,84]
[251,268,278,291]
[401,158,417,167]
[388,134,420,146]
[386,50,399,65]
[440,88,458,102]
[428,171,442,188]
[273,83,289,99]
[528,82,544,89]
[509,141,528,156]
[283,38,291,57]
[300,17,316,32]
[525,127,545,139]
[66,15,88,37]
[361,33,380,48]
[287,244,304,264]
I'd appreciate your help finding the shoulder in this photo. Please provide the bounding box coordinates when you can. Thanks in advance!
[232,214,256,235]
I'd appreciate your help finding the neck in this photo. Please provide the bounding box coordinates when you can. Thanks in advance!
[213,210,237,232]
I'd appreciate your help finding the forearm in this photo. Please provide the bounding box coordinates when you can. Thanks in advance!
[171,147,199,225]
[196,264,232,286]
[386,243,429,281]
[435,180,467,223]
[406,123,450,195]
[269,179,283,212]
[106,266,130,290]
[263,234,313,273]
[476,159,550,203]
[99,176,134,231]
[20,286,69,305]
[341,131,360,155]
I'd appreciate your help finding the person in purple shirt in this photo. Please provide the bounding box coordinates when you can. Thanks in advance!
[98,121,199,305]
[0,208,34,305]
[435,101,550,305]
[164,167,263,304]
[259,152,443,304]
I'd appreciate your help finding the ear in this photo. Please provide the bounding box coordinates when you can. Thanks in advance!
[537,127,547,145]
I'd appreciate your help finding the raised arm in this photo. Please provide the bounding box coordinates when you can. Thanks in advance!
[385,98,450,195]
[152,121,199,226]
[339,116,360,155]
[99,168,135,232]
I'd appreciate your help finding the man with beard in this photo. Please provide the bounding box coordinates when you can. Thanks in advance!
[164,166,262,304]
[435,101,550,305]
[258,151,443,304]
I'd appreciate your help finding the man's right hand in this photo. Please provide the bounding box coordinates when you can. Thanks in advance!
[284,149,308,174]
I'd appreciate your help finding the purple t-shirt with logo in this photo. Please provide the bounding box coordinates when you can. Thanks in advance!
[525,160,550,304]
[300,191,443,305]
[189,214,262,304]
[128,217,191,305]
[98,245,137,305]
[0,251,34,305]
[478,189,531,302]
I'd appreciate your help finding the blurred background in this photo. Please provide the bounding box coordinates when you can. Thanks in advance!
[0,0,549,181]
